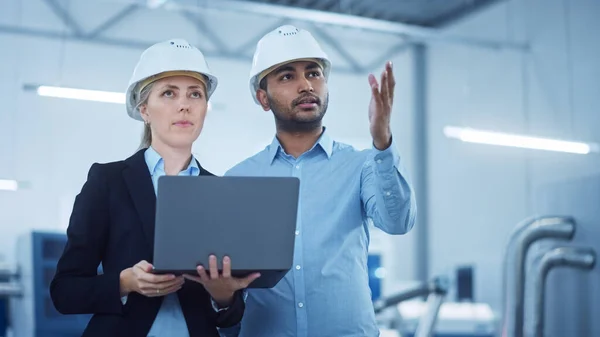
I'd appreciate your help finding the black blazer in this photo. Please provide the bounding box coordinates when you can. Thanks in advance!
[50,148,245,337]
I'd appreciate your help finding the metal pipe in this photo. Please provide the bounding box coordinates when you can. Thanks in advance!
[532,247,595,337]
[414,292,445,337]
[412,43,430,284]
[500,216,575,337]
[0,262,19,278]
[0,283,22,297]
[373,276,449,314]
[373,284,432,314]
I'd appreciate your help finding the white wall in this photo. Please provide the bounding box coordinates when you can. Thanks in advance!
[427,0,600,312]
[0,0,417,292]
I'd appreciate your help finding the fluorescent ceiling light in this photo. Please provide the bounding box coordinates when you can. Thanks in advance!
[36,85,125,104]
[443,126,598,155]
[147,0,169,8]
[0,179,18,191]
[26,84,212,110]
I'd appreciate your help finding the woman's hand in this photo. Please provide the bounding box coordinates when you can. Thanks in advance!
[120,260,184,297]
[183,255,260,307]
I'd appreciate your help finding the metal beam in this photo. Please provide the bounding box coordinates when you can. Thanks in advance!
[0,24,366,75]
[431,0,505,28]
[310,24,365,73]
[232,18,290,54]
[322,0,341,12]
[303,0,321,8]
[3,0,427,76]
[87,4,139,38]
[411,43,429,283]
[43,0,84,36]
[164,0,528,51]
[366,42,413,71]
[0,25,152,49]
[277,0,297,6]
[180,11,230,53]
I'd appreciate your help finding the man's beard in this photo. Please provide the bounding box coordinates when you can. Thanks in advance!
[268,92,329,133]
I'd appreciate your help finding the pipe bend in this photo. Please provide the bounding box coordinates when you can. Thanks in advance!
[532,246,596,337]
[501,215,577,337]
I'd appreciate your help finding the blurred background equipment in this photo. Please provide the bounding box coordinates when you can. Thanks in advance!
[0,0,599,336]
[9,232,95,337]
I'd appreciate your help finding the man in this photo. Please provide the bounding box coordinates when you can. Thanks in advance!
[223,25,417,337]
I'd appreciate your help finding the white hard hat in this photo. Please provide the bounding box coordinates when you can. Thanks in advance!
[125,38,218,121]
[248,25,331,105]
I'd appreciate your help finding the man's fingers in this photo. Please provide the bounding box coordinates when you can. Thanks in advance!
[369,74,382,106]
[195,265,211,283]
[386,61,395,104]
[183,274,203,284]
[222,256,232,278]
[239,272,261,288]
[380,70,389,105]
[208,255,219,279]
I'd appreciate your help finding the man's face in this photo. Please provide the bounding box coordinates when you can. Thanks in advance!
[256,60,329,132]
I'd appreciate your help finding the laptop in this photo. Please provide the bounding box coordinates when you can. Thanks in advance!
[152,175,300,288]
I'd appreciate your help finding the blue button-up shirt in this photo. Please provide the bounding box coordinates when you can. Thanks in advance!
[221,128,416,337]
[121,146,200,337]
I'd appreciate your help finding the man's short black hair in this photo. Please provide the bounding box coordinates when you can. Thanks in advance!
[259,77,268,91]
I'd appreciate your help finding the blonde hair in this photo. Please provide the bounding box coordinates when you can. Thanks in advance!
[136,83,154,150]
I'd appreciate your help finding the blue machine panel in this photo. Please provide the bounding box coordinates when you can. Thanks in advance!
[0,298,6,337]
[32,231,92,336]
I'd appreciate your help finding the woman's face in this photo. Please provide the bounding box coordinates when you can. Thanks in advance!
[140,75,208,150]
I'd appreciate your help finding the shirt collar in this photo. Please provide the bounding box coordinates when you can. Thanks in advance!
[144,146,200,176]
[267,127,333,163]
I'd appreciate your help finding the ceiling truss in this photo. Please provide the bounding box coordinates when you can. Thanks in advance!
[0,0,423,74]
[0,0,530,75]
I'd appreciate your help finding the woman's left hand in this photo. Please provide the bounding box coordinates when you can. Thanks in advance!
[183,255,260,307]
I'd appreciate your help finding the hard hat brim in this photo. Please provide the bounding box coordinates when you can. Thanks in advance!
[249,57,331,105]
[126,70,217,121]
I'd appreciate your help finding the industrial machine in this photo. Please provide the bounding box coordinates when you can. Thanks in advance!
[9,231,91,337]
[373,274,496,337]
[0,261,21,337]
[5,230,498,337]
[499,175,599,337]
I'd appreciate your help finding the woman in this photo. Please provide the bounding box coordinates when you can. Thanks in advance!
[50,38,259,337]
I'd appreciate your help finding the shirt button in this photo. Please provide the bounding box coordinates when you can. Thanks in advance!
[295,165,300,169]
[298,302,304,308]
[295,230,300,235]
[386,191,391,196]
[296,265,301,270]
[376,159,382,164]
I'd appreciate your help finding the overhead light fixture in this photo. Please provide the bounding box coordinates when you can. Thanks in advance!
[36,85,126,104]
[0,179,19,191]
[147,0,169,9]
[443,126,598,155]
[23,84,212,110]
